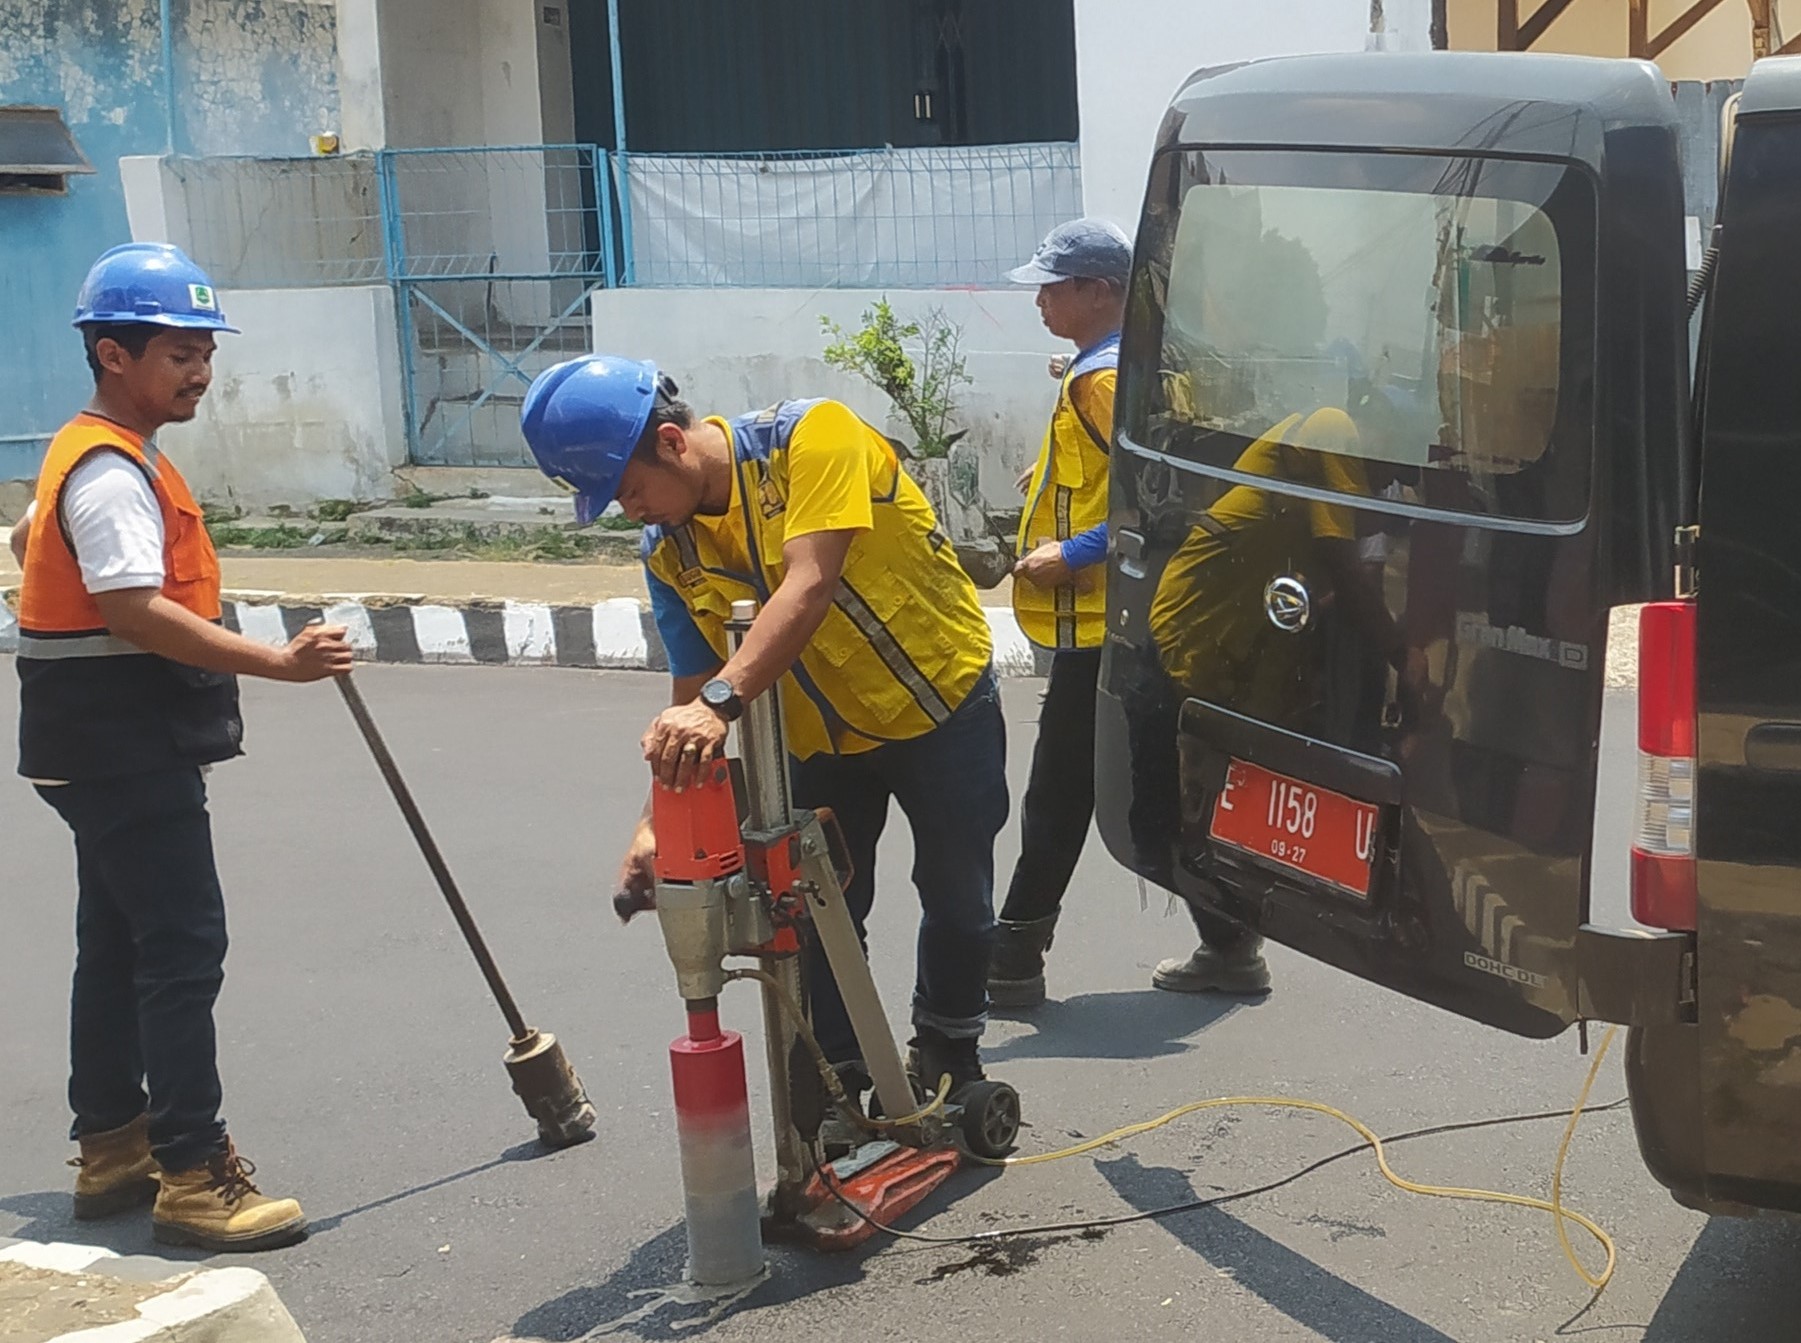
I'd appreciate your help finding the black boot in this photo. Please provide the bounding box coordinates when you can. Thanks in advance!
[907,1028,985,1098]
[987,914,1059,1009]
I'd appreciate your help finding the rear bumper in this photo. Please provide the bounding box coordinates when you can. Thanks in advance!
[1626,1023,1709,1208]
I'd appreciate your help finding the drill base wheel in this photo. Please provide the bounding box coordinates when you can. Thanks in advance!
[956,1080,1021,1159]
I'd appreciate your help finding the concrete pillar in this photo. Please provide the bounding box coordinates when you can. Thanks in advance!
[335,0,388,150]
[332,0,579,151]
[539,5,577,145]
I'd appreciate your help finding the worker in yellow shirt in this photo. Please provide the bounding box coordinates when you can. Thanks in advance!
[520,358,1008,1104]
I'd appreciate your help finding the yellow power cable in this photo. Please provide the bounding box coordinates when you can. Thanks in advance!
[724,960,1621,1294]
[966,1024,1621,1295]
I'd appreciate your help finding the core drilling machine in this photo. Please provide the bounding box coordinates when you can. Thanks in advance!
[622,600,1022,1281]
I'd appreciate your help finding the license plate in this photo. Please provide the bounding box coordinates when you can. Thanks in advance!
[1209,759,1380,896]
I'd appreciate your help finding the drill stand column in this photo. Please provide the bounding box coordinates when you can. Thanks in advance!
[649,600,1020,1254]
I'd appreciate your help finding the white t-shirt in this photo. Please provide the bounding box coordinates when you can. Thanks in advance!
[23,450,166,592]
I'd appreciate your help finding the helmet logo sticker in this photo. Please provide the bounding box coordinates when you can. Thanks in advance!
[188,284,216,310]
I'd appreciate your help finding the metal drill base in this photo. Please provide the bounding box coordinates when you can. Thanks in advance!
[504,1029,599,1149]
[762,1141,963,1252]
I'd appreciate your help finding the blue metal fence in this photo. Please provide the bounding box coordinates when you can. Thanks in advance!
[377,145,614,468]
[166,139,1083,467]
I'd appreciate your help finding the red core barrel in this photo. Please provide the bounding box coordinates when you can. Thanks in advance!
[669,1005,764,1285]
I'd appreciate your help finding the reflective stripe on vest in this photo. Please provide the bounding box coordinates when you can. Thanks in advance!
[1015,333,1119,652]
[642,401,989,758]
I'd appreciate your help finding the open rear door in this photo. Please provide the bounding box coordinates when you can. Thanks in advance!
[1095,53,1695,1039]
[1683,56,1801,1210]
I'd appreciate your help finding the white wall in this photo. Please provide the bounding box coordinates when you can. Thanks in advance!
[591,287,1066,513]
[1072,0,1432,228]
[161,287,407,508]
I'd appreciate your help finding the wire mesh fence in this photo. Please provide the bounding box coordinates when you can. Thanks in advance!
[399,275,601,468]
[620,141,1084,287]
[382,145,613,281]
[163,153,385,288]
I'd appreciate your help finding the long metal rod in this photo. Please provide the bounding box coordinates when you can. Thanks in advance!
[726,602,808,1212]
[336,674,531,1040]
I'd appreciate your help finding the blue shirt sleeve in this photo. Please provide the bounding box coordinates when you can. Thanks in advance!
[646,566,723,678]
[1060,523,1109,571]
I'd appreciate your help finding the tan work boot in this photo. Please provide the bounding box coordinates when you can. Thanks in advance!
[70,1113,159,1220]
[1152,941,1272,995]
[152,1142,308,1253]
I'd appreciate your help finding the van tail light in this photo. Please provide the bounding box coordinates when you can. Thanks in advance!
[1632,601,1697,931]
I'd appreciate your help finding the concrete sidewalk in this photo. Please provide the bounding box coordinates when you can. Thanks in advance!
[0,1237,305,1343]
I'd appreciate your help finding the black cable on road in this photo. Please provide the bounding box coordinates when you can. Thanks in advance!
[814,1097,1633,1247]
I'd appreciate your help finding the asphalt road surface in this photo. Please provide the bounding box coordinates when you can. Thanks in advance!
[5,664,1800,1343]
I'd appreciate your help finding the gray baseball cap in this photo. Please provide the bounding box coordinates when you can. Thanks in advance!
[1006,217,1133,286]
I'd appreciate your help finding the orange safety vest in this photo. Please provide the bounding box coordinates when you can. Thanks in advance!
[16,413,241,781]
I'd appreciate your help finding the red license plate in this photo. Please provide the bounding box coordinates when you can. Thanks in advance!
[1209,760,1380,896]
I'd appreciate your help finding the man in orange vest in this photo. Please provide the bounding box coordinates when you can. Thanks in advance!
[7,244,351,1252]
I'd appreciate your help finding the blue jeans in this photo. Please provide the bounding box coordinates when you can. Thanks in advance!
[789,669,1009,1063]
[38,768,230,1173]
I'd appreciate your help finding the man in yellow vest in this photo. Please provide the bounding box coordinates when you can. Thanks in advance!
[520,357,1009,1102]
[10,244,351,1251]
[987,219,1271,1007]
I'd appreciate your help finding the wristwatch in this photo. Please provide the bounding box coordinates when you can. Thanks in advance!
[699,677,743,722]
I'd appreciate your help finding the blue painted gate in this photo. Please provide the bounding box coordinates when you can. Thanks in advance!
[376,146,615,468]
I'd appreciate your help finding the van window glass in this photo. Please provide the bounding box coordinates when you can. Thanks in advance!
[1125,150,1595,523]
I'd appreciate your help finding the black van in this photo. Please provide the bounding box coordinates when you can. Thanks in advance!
[1097,50,1801,1214]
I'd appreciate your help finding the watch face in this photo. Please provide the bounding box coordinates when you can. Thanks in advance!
[703,680,729,706]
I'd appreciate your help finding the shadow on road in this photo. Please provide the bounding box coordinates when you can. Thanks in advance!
[306,1137,553,1237]
[0,1137,559,1266]
[1095,1153,1460,1343]
[1636,1214,1801,1341]
[0,1188,194,1262]
[985,989,1254,1062]
[509,1166,1005,1341]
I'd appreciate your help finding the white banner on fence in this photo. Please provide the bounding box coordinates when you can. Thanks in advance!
[623,142,1084,289]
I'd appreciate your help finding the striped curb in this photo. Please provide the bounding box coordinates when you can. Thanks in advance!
[2,586,1641,685]
[0,1236,307,1343]
[213,592,1052,678]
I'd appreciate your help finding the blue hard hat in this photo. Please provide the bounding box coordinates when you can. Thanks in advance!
[1007,217,1133,287]
[72,243,239,332]
[520,354,662,525]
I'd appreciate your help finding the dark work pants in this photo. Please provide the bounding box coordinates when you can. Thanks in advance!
[38,767,230,1173]
[789,670,1009,1064]
[1182,886,1261,956]
[999,648,1101,923]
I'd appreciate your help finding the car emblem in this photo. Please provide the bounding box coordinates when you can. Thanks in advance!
[1264,574,1313,633]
